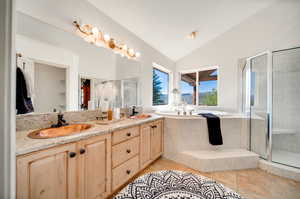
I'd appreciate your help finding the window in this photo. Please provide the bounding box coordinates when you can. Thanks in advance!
[180,72,196,105]
[153,66,169,106]
[180,68,218,106]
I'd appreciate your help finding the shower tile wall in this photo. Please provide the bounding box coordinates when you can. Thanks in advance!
[272,47,300,168]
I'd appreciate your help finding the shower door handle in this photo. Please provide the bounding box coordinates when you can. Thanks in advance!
[266,113,272,161]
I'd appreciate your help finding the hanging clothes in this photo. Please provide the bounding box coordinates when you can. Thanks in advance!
[16,67,34,114]
[17,59,35,99]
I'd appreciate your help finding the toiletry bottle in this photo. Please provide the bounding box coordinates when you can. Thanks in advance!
[114,107,120,120]
[107,102,113,121]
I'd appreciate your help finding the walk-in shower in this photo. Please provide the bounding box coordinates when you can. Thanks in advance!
[243,47,300,169]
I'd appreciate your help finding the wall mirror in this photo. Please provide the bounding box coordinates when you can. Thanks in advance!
[15,11,141,115]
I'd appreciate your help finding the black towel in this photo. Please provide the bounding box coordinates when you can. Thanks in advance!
[199,113,223,145]
[16,67,34,114]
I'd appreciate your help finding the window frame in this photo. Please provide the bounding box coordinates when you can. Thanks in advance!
[152,63,172,107]
[179,65,219,107]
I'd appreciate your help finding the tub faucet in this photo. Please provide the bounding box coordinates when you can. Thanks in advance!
[51,111,69,128]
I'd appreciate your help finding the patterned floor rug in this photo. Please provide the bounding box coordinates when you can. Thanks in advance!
[114,170,243,199]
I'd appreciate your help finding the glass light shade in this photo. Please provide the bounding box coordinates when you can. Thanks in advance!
[82,24,92,33]
[92,27,99,36]
[128,48,135,56]
[121,44,127,51]
[103,34,110,42]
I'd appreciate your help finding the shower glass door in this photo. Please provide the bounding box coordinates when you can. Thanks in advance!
[272,47,300,168]
[248,53,270,160]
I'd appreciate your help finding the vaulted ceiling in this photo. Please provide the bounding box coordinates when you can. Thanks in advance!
[87,0,276,61]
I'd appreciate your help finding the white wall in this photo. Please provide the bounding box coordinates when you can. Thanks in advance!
[176,0,300,112]
[16,0,175,108]
[34,63,67,113]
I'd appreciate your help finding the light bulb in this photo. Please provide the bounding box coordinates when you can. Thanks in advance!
[121,44,127,51]
[92,27,99,36]
[128,48,134,56]
[82,24,92,32]
[103,34,110,42]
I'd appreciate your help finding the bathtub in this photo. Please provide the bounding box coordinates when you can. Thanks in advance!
[156,110,230,117]
[159,112,259,172]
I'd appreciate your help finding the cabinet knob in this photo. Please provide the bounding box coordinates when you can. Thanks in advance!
[126,149,131,154]
[151,125,157,128]
[126,132,131,137]
[80,148,86,154]
[126,170,131,175]
[69,152,76,158]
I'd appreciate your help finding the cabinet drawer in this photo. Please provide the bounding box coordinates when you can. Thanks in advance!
[112,136,139,168]
[112,155,139,190]
[112,126,140,145]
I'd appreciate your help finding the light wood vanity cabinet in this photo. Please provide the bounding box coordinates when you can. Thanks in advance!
[17,134,111,199]
[17,119,164,199]
[17,143,77,199]
[77,134,111,199]
[140,120,164,169]
[140,123,152,168]
[150,120,164,160]
[111,126,140,190]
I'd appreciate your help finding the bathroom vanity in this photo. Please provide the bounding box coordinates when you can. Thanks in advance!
[16,115,164,199]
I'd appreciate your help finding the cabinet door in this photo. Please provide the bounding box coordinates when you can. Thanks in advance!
[17,143,77,199]
[151,120,163,160]
[140,123,152,168]
[78,134,111,199]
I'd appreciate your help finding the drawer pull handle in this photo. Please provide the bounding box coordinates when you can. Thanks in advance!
[151,125,157,128]
[126,149,131,153]
[80,148,86,154]
[126,170,131,175]
[126,132,131,137]
[69,152,76,158]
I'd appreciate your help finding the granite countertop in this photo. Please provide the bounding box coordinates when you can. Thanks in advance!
[16,114,163,156]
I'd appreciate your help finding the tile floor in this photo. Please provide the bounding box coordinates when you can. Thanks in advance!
[113,157,300,199]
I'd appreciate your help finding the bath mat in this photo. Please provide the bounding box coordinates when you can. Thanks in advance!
[114,170,243,199]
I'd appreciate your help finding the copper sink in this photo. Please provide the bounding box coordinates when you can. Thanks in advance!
[28,124,93,139]
[129,114,152,119]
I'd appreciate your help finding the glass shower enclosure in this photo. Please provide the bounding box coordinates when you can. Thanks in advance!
[243,47,300,169]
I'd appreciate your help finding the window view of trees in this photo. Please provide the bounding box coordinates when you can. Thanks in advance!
[153,68,169,105]
[202,88,217,106]
[180,69,218,106]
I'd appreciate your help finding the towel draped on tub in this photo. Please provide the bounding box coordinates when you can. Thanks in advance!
[199,113,223,145]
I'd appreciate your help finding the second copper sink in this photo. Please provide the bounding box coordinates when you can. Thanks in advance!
[129,114,152,119]
[28,124,93,139]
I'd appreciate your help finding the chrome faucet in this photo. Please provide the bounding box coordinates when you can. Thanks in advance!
[51,111,69,128]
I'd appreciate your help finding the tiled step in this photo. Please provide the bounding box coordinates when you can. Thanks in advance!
[176,149,259,172]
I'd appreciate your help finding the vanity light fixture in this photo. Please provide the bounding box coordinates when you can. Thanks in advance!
[73,21,141,59]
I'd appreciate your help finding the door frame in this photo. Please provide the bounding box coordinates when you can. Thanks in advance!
[0,0,16,198]
[246,51,273,161]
